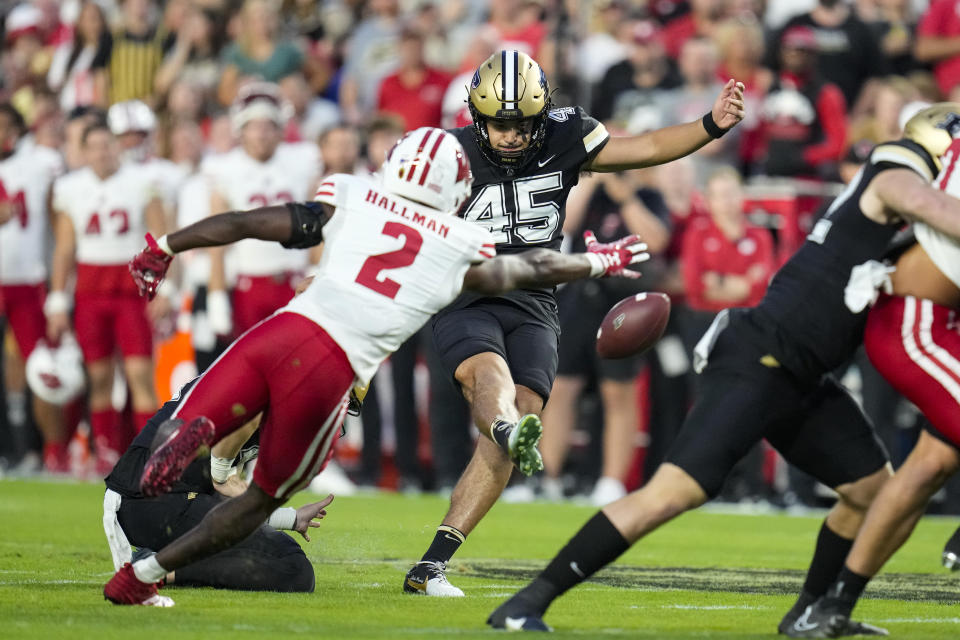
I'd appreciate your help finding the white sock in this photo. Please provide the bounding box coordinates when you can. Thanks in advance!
[132,555,167,584]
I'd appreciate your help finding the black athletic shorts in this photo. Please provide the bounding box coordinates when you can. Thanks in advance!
[556,280,646,382]
[431,296,560,401]
[666,310,890,498]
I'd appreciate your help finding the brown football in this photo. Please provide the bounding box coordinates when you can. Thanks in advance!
[596,292,671,359]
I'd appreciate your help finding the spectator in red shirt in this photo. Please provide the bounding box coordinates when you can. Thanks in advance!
[682,166,775,314]
[375,27,451,131]
[915,0,960,99]
[660,0,725,60]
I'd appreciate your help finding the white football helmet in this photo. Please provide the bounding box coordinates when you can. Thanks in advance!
[108,99,157,135]
[381,127,473,213]
[26,335,85,406]
[230,81,292,135]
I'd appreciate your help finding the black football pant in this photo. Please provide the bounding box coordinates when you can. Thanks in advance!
[117,491,314,592]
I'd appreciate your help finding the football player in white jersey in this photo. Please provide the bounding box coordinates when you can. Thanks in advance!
[108,99,189,210]
[47,119,168,476]
[204,82,322,341]
[0,103,70,471]
[790,135,960,637]
[104,127,648,606]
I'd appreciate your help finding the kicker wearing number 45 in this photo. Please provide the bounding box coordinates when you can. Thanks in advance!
[102,126,648,607]
[404,49,745,598]
[489,104,960,633]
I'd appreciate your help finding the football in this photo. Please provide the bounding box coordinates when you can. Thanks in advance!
[596,292,671,359]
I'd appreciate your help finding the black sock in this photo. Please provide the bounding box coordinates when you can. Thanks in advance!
[420,525,466,564]
[518,511,630,614]
[491,418,513,453]
[802,522,853,598]
[825,565,870,616]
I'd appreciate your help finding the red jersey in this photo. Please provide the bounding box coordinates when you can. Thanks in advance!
[681,217,775,312]
[376,68,452,130]
[918,1,960,97]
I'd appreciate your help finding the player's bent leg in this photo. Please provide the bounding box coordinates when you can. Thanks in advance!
[106,481,284,606]
[455,351,521,438]
[173,524,315,593]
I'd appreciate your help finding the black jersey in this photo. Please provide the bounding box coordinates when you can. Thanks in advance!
[446,106,609,321]
[748,139,939,381]
[105,379,258,498]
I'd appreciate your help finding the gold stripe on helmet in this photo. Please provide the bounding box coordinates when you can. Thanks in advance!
[469,50,548,121]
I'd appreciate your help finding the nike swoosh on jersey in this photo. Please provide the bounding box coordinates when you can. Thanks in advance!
[537,154,557,167]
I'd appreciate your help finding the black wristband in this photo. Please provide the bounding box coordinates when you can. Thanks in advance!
[702,112,727,139]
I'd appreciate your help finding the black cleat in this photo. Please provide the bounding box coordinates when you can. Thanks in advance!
[488,594,552,632]
[784,600,888,638]
[942,525,960,570]
[779,590,816,634]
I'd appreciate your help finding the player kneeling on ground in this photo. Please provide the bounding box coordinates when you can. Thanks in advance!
[103,127,648,606]
[103,387,331,596]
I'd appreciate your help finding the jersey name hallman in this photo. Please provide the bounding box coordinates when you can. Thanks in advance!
[364,189,451,239]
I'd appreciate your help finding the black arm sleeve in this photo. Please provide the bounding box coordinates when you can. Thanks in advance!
[281,201,329,249]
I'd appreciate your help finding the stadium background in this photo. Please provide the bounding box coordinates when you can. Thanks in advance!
[2,0,960,510]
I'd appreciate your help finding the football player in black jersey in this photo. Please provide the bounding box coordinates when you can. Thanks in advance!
[488,104,960,633]
[404,49,746,597]
[103,380,332,593]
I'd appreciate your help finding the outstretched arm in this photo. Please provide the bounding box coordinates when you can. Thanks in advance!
[586,80,745,172]
[463,233,649,295]
[130,202,333,299]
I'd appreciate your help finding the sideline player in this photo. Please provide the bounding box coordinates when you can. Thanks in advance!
[47,119,168,474]
[785,132,960,637]
[103,381,330,593]
[405,49,745,597]
[205,82,321,342]
[102,127,649,606]
[488,104,960,632]
[0,103,69,470]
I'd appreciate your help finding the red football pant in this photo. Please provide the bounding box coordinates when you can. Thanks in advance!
[866,294,960,447]
[0,283,46,357]
[172,312,354,499]
[231,274,296,337]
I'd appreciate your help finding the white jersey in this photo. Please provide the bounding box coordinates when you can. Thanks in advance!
[52,165,160,265]
[138,157,190,209]
[206,143,320,279]
[925,141,960,289]
[284,173,496,384]
[0,144,63,283]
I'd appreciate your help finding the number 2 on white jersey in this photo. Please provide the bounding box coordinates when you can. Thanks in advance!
[355,221,423,299]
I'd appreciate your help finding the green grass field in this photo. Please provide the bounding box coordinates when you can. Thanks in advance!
[1,479,958,639]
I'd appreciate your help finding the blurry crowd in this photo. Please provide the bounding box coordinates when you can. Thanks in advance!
[1,0,958,511]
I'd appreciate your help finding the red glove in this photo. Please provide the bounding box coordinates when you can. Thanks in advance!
[583,231,650,279]
[129,233,174,300]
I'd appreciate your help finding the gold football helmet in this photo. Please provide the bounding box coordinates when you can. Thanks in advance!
[468,50,552,170]
[902,102,960,172]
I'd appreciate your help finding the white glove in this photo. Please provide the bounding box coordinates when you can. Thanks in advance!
[844,260,895,314]
[207,289,233,336]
